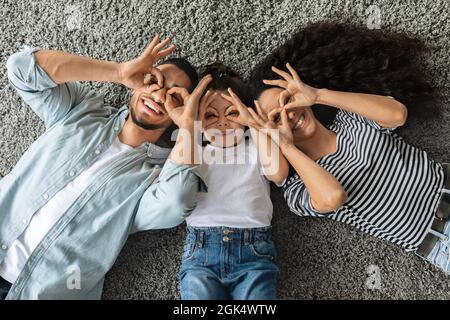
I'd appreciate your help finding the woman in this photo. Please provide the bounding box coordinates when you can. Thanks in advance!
[238,22,449,273]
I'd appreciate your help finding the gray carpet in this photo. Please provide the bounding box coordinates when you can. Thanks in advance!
[0,0,449,299]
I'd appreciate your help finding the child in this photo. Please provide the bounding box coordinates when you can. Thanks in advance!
[178,63,288,300]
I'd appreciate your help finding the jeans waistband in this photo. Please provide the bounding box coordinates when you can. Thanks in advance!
[186,226,272,247]
[442,163,449,189]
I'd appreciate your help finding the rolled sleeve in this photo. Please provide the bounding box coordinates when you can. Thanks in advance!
[6,46,91,128]
[285,177,331,218]
[133,160,207,232]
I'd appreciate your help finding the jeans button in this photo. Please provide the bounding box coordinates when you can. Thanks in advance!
[223,236,231,242]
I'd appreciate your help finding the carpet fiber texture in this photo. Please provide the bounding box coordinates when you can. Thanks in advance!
[0,0,449,299]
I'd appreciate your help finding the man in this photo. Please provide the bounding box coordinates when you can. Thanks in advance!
[0,35,211,299]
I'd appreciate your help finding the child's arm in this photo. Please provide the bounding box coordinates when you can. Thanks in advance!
[166,75,212,165]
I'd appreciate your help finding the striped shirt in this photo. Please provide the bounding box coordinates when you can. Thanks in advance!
[283,110,445,251]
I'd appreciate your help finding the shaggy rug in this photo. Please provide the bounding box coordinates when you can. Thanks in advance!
[0,0,449,299]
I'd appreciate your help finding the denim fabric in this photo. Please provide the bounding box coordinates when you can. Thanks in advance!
[0,277,11,300]
[179,226,279,300]
[416,163,450,273]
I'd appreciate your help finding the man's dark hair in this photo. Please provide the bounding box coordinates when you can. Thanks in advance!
[160,58,199,92]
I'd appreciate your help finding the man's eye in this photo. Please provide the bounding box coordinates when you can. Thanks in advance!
[172,93,182,103]
[227,111,239,117]
[149,75,160,84]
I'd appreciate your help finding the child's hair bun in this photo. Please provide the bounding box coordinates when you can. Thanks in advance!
[201,62,240,80]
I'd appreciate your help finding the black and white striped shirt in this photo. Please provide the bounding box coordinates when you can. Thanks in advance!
[283,110,445,251]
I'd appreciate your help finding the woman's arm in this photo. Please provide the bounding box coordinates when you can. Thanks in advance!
[280,136,347,213]
[316,89,408,128]
[250,127,289,185]
[267,63,408,129]
[276,107,347,213]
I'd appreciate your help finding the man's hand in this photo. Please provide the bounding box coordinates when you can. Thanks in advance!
[263,63,319,110]
[118,35,176,90]
[165,75,213,128]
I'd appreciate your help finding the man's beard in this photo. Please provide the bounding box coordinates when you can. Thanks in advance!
[129,106,166,130]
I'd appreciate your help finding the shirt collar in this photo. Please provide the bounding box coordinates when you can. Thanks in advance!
[117,105,171,159]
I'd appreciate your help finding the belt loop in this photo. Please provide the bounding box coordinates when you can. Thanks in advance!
[245,230,253,245]
[197,231,205,248]
[429,228,449,241]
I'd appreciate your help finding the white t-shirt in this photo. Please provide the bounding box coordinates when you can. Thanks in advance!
[0,137,133,283]
[186,138,273,228]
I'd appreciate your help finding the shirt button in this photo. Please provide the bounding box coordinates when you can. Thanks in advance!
[69,171,75,177]
[43,193,49,200]
[95,149,101,155]
[114,126,119,131]
[1,244,7,250]
[22,219,27,224]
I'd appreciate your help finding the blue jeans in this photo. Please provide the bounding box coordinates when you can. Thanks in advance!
[416,165,450,273]
[416,219,450,273]
[0,277,12,300]
[179,226,279,300]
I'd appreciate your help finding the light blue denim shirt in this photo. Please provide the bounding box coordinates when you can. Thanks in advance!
[0,46,206,300]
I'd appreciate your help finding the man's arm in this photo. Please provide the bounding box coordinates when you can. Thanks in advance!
[6,46,92,128]
[6,36,174,128]
[33,35,175,89]
[34,50,122,85]
[132,160,206,232]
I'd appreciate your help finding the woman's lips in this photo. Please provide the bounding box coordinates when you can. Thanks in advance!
[294,114,306,129]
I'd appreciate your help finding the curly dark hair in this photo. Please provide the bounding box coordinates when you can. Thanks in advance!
[200,62,253,107]
[249,22,441,126]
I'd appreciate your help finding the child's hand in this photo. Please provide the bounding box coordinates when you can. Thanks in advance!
[263,62,318,110]
[165,75,213,128]
[221,89,264,129]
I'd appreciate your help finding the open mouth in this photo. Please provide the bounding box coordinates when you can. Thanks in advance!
[140,96,166,116]
[294,112,307,130]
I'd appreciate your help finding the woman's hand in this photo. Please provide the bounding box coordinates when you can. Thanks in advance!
[253,100,294,147]
[165,75,213,128]
[263,63,319,110]
[118,35,176,90]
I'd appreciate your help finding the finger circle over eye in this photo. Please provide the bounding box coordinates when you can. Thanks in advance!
[150,68,164,87]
